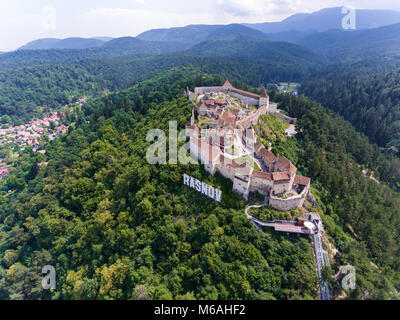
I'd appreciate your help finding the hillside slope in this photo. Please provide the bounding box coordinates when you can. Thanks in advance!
[1,68,399,299]
[0,69,319,300]
[191,36,325,66]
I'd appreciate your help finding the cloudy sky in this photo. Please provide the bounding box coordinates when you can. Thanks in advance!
[1,0,400,51]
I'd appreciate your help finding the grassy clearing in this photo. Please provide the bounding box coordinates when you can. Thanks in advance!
[234,155,261,171]
[256,114,289,144]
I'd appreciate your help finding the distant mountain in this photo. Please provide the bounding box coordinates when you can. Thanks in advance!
[1,37,191,65]
[290,23,400,60]
[92,37,114,42]
[102,37,190,54]
[245,7,400,33]
[191,35,325,66]
[19,38,60,50]
[19,37,109,50]
[137,23,268,44]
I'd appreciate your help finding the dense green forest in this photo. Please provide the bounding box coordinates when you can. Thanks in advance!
[0,69,319,300]
[0,48,318,125]
[1,66,400,299]
[301,61,400,158]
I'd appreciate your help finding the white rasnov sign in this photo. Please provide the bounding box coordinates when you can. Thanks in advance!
[183,174,222,202]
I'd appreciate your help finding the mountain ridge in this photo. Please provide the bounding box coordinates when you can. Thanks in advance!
[137,23,268,44]
[19,37,112,50]
[245,7,400,33]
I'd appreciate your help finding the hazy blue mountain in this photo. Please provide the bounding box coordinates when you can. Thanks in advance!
[102,37,190,53]
[19,38,61,50]
[137,23,268,44]
[291,23,400,60]
[3,37,189,65]
[191,35,325,66]
[19,37,107,50]
[245,7,400,33]
[92,37,114,42]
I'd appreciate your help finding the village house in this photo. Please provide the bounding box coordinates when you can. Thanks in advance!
[0,168,9,180]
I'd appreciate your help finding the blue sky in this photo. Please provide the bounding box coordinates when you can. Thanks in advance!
[1,0,400,51]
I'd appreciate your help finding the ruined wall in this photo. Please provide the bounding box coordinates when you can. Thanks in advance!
[271,112,297,124]
[272,182,291,194]
[259,97,269,107]
[250,177,273,195]
[230,92,259,106]
[233,176,250,200]
[196,105,208,116]
[195,87,226,95]
[269,195,305,211]
[269,184,309,211]
[205,163,216,175]
[268,103,278,113]
[216,163,235,182]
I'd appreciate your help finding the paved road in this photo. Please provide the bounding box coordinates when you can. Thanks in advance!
[245,204,264,219]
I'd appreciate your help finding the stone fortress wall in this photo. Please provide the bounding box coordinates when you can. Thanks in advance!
[230,92,259,106]
[186,81,311,211]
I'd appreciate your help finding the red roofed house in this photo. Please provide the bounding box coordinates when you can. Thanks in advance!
[0,168,9,180]
[218,111,236,128]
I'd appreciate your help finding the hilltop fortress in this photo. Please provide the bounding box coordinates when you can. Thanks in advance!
[185,80,310,211]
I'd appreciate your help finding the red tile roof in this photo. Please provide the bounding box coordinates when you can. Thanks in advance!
[251,171,272,180]
[254,142,264,153]
[294,175,311,186]
[223,80,232,87]
[218,111,236,127]
[260,86,269,98]
[272,172,291,182]
[259,148,275,164]
[274,156,297,175]
[231,87,260,100]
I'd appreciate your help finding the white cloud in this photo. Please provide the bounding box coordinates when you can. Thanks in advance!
[215,0,299,17]
[78,7,231,37]
[41,5,57,31]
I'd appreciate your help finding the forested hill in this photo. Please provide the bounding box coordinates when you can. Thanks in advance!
[0,47,323,126]
[301,60,400,160]
[0,68,319,300]
[191,36,325,66]
[294,23,400,61]
[137,23,268,44]
[1,67,400,299]
[19,37,107,50]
